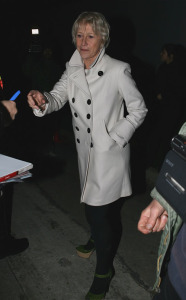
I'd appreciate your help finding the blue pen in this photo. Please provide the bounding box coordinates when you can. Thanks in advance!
[10,90,21,101]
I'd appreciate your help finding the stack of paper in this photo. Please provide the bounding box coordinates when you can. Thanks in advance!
[0,154,33,184]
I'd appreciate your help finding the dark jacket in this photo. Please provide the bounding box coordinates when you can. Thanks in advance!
[0,101,12,132]
[151,122,186,292]
[0,73,13,133]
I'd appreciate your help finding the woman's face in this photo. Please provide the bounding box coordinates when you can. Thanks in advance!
[76,23,103,69]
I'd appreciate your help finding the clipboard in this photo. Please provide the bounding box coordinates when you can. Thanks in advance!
[0,154,33,182]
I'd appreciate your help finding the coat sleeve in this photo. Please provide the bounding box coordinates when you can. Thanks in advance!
[33,67,69,117]
[109,64,148,147]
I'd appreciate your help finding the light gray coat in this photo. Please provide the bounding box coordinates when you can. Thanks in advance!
[34,49,148,205]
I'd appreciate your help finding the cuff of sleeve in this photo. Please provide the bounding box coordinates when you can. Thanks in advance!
[109,131,127,147]
[33,91,49,116]
[150,187,169,210]
[33,103,49,117]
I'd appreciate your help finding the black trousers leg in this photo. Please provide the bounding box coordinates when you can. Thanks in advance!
[0,184,13,241]
[109,199,125,265]
[153,273,181,300]
[85,198,125,275]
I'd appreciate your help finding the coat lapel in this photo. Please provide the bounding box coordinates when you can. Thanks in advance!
[69,50,91,97]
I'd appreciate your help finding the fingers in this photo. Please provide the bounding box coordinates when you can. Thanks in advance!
[138,214,152,234]
[157,212,168,232]
[138,211,168,234]
[138,204,158,234]
[1,100,18,120]
[151,218,161,232]
[138,199,167,235]
[27,90,46,110]
[150,213,168,233]
[9,102,18,120]
[10,102,18,119]
[27,91,38,109]
[149,208,168,232]
[27,90,39,108]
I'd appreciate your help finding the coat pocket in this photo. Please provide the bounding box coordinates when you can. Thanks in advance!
[92,119,121,152]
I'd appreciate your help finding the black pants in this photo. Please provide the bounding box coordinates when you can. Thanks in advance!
[0,184,13,241]
[153,273,181,300]
[85,198,125,275]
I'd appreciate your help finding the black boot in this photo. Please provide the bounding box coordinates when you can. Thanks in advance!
[0,235,29,259]
[85,267,115,300]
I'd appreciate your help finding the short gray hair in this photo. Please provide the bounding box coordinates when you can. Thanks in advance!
[72,11,110,48]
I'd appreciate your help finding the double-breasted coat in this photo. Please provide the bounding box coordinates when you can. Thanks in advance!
[34,49,148,206]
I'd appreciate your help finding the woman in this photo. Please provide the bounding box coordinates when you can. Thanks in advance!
[27,11,147,300]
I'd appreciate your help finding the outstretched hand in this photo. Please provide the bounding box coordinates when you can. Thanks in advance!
[137,199,168,234]
[27,90,47,111]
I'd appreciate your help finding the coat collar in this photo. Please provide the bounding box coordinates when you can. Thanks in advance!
[68,48,105,97]
[69,48,105,68]
[69,49,84,68]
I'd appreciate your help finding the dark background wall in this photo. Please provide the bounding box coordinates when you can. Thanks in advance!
[1,0,186,66]
[0,0,186,100]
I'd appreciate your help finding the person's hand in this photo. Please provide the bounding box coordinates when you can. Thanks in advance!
[27,90,47,111]
[137,199,168,234]
[1,100,17,120]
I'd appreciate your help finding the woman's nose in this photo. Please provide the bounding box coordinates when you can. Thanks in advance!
[82,37,87,45]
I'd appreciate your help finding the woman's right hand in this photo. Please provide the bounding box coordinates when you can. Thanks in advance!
[1,100,18,120]
[27,90,47,111]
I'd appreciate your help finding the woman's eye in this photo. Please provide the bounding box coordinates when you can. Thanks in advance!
[89,35,94,39]
[77,34,82,38]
